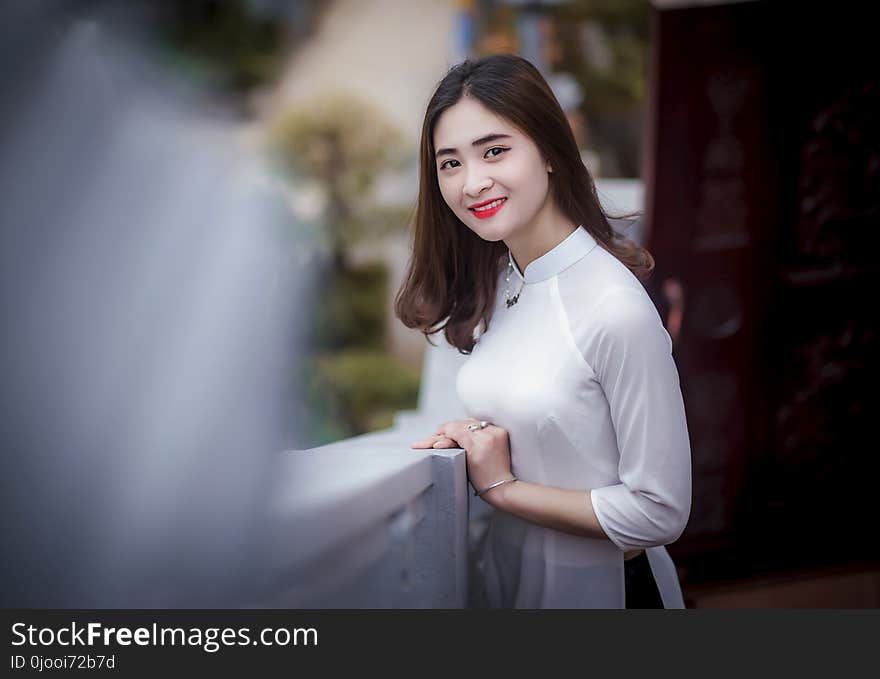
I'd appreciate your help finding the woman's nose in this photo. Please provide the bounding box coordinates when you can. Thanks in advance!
[463,173,493,198]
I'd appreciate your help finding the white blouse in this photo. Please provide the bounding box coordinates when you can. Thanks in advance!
[456,226,692,609]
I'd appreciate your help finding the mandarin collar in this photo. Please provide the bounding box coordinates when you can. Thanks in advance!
[508,226,598,283]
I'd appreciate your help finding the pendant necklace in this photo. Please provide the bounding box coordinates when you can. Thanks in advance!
[505,255,525,308]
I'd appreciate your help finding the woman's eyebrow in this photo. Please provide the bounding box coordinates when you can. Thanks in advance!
[435,133,512,159]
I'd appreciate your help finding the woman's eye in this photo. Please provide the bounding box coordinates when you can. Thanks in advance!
[439,147,507,171]
[485,146,508,159]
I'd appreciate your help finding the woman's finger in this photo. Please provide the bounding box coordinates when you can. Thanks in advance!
[411,433,454,449]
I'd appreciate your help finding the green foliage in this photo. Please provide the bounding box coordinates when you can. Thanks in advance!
[559,0,649,114]
[336,204,415,254]
[268,93,412,267]
[268,98,419,447]
[312,263,387,352]
[566,0,649,38]
[270,93,410,191]
[553,0,650,175]
[156,0,287,92]
[296,261,421,448]
[303,349,421,445]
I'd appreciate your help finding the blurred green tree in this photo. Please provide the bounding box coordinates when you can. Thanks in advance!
[268,94,418,446]
[269,94,412,271]
[155,0,293,94]
[555,0,650,176]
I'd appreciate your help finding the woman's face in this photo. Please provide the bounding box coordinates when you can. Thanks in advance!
[432,95,552,243]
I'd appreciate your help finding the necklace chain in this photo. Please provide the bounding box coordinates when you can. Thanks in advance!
[503,225,585,309]
[504,259,524,308]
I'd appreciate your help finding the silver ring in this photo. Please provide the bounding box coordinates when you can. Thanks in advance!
[467,420,490,432]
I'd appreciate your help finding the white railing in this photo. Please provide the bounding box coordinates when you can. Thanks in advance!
[260,338,482,608]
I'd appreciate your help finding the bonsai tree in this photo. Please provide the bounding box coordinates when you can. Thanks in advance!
[268,93,419,445]
[268,92,412,271]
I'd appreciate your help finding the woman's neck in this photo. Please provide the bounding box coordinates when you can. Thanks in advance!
[505,202,579,276]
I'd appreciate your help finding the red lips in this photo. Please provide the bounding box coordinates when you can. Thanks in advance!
[469,197,507,220]
[468,196,507,209]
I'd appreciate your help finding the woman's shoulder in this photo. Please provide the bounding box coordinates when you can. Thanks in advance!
[557,246,672,369]
[558,245,658,329]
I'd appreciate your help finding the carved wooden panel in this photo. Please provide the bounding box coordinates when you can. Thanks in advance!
[644,1,879,583]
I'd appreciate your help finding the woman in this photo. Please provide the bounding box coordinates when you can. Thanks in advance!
[396,54,692,609]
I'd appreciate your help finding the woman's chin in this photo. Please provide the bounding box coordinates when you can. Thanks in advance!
[468,221,509,242]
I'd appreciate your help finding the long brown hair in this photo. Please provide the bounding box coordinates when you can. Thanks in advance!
[394,54,653,354]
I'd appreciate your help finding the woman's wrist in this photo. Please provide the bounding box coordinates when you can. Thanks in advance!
[478,476,519,507]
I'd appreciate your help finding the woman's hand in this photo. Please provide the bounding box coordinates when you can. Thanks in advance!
[411,419,514,500]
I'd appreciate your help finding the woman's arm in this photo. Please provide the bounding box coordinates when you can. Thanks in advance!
[480,479,608,540]
[581,288,692,551]
[413,429,630,545]
[414,424,625,545]
[412,429,609,540]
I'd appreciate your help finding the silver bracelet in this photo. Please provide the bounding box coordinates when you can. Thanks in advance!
[474,476,518,498]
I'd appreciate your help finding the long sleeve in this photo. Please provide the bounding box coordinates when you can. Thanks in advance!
[585,287,692,552]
